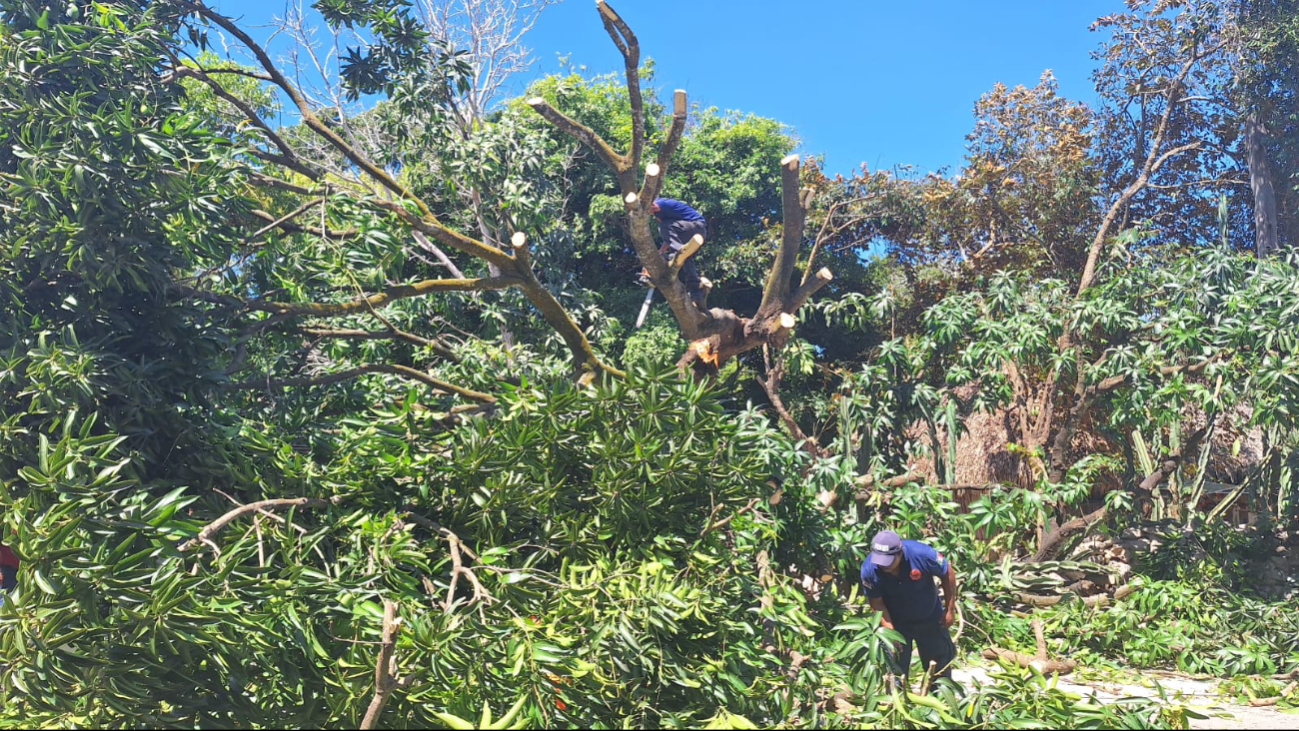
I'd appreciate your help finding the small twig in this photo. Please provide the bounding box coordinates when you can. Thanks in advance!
[254,515,265,568]
[179,495,343,554]
[443,531,493,612]
[698,498,761,539]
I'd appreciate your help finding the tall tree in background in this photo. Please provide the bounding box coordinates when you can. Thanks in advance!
[1236,0,1299,255]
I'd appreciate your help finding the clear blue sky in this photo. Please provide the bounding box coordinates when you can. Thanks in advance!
[209,0,1118,176]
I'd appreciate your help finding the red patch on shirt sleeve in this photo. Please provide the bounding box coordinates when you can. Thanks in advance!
[910,568,922,581]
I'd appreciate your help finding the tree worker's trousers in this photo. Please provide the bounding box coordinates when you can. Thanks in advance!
[890,618,956,690]
[659,218,706,294]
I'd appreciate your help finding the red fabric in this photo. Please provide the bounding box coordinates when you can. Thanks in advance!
[0,544,19,569]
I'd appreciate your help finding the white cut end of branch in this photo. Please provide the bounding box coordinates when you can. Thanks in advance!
[674,89,687,115]
[645,163,661,178]
[527,97,544,106]
[781,154,800,167]
[624,192,639,205]
[817,267,833,281]
[511,232,527,249]
[779,313,796,329]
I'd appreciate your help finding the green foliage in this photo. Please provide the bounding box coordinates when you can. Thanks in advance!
[6,2,1299,730]
[0,0,244,474]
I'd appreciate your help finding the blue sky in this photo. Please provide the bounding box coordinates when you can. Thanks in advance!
[209,0,1118,176]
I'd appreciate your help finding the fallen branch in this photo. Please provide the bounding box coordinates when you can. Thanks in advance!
[179,495,343,554]
[981,618,1077,675]
[359,599,413,729]
[1015,592,1110,609]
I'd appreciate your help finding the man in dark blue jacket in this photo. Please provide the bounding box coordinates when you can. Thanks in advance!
[861,530,959,688]
[645,197,708,308]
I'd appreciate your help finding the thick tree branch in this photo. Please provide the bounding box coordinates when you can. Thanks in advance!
[759,154,807,314]
[789,267,834,312]
[639,89,688,204]
[525,97,628,176]
[1031,504,1108,562]
[596,0,645,170]
[367,199,515,270]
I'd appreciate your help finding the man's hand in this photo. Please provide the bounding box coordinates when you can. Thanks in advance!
[943,605,956,629]
[880,615,895,631]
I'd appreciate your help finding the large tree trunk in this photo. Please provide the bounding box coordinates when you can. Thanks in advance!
[1246,111,1280,257]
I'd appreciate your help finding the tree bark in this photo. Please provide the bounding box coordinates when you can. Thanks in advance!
[1245,111,1280,257]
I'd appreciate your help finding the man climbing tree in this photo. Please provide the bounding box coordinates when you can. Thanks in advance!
[641,197,709,309]
[861,530,959,690]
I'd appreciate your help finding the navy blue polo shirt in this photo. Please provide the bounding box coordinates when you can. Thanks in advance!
[653,198,704,222]
[860,540,949,625]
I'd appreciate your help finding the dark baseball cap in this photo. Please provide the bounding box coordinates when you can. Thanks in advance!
[869,530,903,566]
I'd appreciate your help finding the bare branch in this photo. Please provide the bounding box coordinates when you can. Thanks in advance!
[698,498,761,539]
[179,495,343,553]
[302,327,460,362]
[441,528,494,612]
[246,172,323,197]
[170,65,322,181]
[226,363,496,403]
[247,199,326,241]
[639,89,688,204]
[359,599,411,730]
[526,97,627,176]
[1077,50,1201,297]
[247,276,520,317]
[411,230,465,279]
[596,0,644,169]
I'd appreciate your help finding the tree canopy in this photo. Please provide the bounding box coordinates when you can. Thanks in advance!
[1,0,1298,728]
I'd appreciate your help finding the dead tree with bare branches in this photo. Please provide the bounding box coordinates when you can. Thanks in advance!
[527,1,835,380]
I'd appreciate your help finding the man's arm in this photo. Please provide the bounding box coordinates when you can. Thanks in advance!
[940,565,958,628]
[868,596,895,630]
